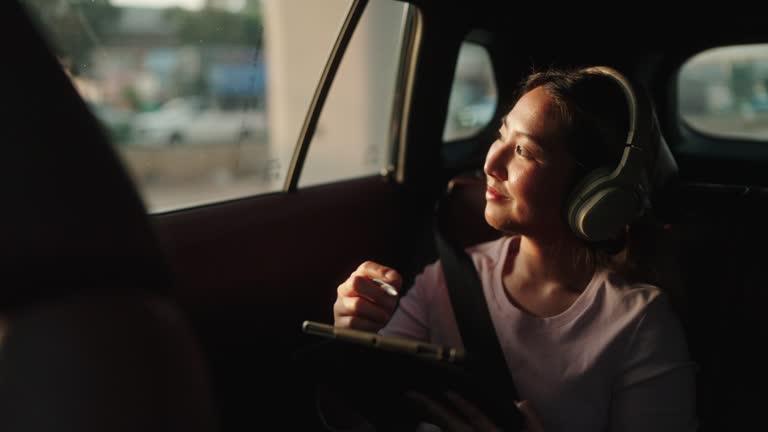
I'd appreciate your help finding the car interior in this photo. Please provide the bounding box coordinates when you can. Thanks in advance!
[2,0,767,430]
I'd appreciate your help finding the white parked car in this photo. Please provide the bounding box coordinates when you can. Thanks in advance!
[130,97,265,147]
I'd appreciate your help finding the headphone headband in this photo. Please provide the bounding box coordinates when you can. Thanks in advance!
[582,66,638,148]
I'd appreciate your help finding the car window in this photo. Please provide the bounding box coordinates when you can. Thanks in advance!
[443,41,497,142]
[679,43,768,141]
[20,0,352,212]
[299,0,411,188]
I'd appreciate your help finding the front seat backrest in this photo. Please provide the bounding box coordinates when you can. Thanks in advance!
[0,296,218,432]
[0,2,218,431]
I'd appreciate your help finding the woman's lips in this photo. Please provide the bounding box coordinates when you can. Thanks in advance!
[486,185,509,201]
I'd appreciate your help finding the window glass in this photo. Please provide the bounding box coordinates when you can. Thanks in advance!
[443,42,497,142]
[299,1,411,188]
[21,0,352,212]
[679,43,768,141]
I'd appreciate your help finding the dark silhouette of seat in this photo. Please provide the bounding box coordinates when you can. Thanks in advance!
[0,3,218,431]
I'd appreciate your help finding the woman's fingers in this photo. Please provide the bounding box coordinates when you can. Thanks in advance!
[339,276,398,310]
[334,295,392,324]
[333,315,383,332]
[356,261,403,289]
[334,261,402,329]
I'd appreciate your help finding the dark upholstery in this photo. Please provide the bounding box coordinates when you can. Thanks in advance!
[0,3,218,431]
[0,296,218,432]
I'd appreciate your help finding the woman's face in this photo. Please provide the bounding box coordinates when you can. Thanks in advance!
[484,86,575,237]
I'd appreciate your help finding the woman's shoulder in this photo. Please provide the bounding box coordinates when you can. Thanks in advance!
[599,271,694,388]
[598,270,669,319]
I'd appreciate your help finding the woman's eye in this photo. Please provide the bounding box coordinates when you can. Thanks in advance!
[516,145,529,158]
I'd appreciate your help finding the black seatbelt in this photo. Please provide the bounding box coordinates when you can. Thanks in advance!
[433,196,520,402]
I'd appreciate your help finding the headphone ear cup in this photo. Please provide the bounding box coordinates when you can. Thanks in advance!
[567,168,612,235]
[568,168,633,241]
[568,167,641,241]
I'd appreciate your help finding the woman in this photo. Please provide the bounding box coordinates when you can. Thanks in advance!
[333,67,696,431]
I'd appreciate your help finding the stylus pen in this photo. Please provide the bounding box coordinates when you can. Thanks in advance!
[372,278,398,296]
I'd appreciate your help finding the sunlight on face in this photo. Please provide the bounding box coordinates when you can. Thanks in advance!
[483,87,573,237]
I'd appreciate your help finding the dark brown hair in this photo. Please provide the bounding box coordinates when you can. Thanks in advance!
[514,67,630,182]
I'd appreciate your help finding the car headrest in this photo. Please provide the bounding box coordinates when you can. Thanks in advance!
[647,105,680,221]
[436,171,502,249]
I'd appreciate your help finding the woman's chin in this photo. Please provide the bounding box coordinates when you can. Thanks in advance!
[484,209,517,233]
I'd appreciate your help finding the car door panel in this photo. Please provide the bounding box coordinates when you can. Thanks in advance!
[151,175,403,429]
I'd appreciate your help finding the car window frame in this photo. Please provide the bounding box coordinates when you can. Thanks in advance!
[285,0,421,191]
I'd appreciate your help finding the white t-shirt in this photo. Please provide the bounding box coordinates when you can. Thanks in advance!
[381,235,697,432]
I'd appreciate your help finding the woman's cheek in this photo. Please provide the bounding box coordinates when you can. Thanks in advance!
[530,168,570,220]
[508,164,536,202]
[517,167,556,218]
[507,161,532,194]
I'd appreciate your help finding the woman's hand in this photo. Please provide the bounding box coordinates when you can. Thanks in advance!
[405,391,544,432]
[333,261,401,332]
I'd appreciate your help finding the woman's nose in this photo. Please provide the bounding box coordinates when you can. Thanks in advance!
[484,141,508,181]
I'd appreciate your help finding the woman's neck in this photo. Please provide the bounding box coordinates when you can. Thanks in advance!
[500,233,596,317]
[506,233,596,294]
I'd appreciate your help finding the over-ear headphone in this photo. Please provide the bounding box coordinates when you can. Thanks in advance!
[566,66,654,242]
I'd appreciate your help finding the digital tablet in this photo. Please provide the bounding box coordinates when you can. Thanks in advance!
[295,321,524,431]
[301,320,466,364]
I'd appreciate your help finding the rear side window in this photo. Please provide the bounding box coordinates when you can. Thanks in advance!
[679,44,768,141]
[299,1,411,188]
[443,42,498,142]
[21,0,353,212]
